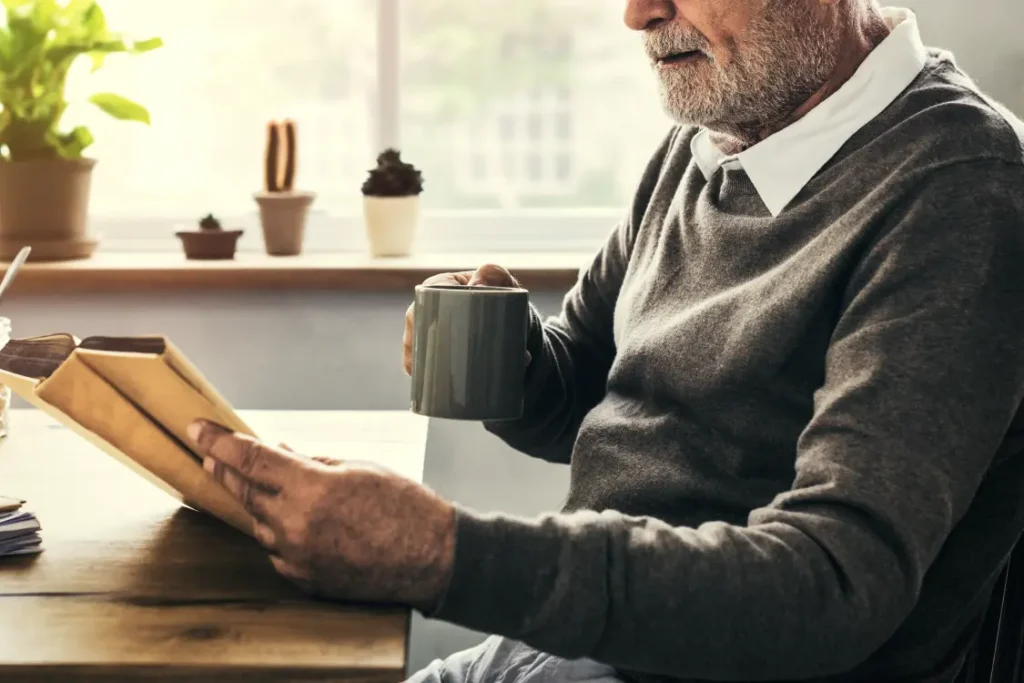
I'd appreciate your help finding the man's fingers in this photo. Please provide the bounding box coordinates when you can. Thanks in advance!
[403,303,415,376]
[422,271,473,287]
[253,521,278,549]
[202,458,280,521]
[279,444,341,467]
[469,264,517,287]
[311,454,344,467]
[270,553,311,584]
[188,420,296,489]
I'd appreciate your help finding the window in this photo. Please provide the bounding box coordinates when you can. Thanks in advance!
[404,1,670,219]
[62,0,674,253]
[527,114,544,142]
[556,154,572,182]
[69,0,376,219]
[52,0,1024,254]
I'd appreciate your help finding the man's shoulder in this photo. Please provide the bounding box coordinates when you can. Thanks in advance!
[868,49,1024,169]
[627,125,698,211]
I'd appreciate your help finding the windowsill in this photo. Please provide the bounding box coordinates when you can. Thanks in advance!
[7,252,587,294]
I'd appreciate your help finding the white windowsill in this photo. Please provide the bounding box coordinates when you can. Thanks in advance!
[93,208,620,255]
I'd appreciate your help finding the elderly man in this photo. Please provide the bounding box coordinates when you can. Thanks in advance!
[188,0,1024,681]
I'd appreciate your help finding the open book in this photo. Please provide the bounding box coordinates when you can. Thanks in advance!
[0,497,42,557]
[0,335,255,536]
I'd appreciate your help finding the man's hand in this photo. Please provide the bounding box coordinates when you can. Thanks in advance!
[402,264,518,375]
[187,420,456,612]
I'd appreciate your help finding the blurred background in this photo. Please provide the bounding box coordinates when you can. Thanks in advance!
[63,0,1023,253]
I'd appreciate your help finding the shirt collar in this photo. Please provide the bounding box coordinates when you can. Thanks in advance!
[691,7,928,217]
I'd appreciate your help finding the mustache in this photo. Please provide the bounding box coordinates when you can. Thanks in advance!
[643,24,711,62]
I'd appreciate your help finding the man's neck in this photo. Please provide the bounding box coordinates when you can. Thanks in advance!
[711,9,891,155]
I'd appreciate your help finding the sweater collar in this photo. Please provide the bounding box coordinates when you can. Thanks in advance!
[690,7,928,217]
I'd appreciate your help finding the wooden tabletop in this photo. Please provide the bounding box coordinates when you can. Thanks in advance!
[0,409,429,682]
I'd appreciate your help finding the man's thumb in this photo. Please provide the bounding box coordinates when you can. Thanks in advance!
[468,263,514,287]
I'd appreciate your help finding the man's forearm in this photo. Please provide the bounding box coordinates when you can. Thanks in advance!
[482,127,681,464]
[484,306,614,463]
[428,505,924,680]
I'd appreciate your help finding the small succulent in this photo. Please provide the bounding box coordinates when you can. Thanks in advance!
[361,149,424,197]
[198,213,222,231]
[264,119,298,193]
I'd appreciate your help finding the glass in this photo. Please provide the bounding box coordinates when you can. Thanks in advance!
[61,0,378,221]
[0,317,10,439]
[401,0,674,211]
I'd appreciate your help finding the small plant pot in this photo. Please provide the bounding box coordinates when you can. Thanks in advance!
[363,195,420,258]
[176,230,243,260]
[254,191,315,256]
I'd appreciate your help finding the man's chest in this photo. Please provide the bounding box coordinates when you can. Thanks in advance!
[610,195,865,405]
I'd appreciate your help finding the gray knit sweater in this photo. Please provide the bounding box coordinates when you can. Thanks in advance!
[431,52,1024,683]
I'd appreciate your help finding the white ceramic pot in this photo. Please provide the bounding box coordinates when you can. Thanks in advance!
[362,195,420,258]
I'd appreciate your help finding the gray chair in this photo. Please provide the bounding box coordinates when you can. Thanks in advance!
[955,530,1024,682]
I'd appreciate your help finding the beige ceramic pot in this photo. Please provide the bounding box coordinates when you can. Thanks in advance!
[254,191,316,256]
[0,158,99,261]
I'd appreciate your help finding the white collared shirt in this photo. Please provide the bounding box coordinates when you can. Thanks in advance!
[690,7,929,217]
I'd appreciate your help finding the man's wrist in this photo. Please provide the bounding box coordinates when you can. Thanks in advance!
[409,497,457,613]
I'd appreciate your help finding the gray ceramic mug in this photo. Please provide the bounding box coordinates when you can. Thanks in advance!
[410,284,530,421]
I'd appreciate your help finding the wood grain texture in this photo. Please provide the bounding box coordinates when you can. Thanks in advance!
[0,410,429,682]
[1,252,586,294]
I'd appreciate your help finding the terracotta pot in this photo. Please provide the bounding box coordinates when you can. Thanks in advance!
[0,158,99,261]
[254,191,315,256]
[176,230,243,260]
[363,195,420,257]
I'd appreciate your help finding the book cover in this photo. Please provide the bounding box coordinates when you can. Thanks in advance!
[0,335,255,536]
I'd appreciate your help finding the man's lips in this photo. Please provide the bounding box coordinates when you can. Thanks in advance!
[657,50,704,66]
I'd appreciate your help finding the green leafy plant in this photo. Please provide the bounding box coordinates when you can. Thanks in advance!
[0,0,162,162]
[361,149,424,197]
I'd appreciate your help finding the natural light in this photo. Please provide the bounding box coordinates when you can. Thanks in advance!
[60,0,673,252]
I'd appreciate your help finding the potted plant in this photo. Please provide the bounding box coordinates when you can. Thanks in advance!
[254,119,315,256]
[361,149,424,258]
[175,214,243,260]
[0,0,161,262]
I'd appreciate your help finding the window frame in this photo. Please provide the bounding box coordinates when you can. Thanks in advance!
[95,0,628,256]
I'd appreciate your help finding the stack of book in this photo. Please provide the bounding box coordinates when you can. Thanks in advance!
[0,495,41,557]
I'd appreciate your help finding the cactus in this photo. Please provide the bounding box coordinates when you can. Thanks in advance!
[198,213,222,231]
[264,122,280,193]
[263,119,298,193]
[281,119,297,192]
[361,148,424,197]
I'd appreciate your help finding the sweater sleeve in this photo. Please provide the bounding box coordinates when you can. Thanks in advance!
[483,127,681,464]
[430,159,1024,679]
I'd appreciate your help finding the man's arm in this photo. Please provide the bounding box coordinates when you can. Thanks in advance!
[484,127,682,464]
[429,159,1024,679]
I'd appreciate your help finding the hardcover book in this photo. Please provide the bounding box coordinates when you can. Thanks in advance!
[0,335,256,536]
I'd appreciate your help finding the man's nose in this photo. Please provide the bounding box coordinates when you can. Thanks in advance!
[624,0,674,31]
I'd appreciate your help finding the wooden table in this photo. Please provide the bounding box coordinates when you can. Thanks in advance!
[0,409,429,682]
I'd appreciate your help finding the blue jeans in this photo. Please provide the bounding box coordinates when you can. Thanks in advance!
[406,636,624,683]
